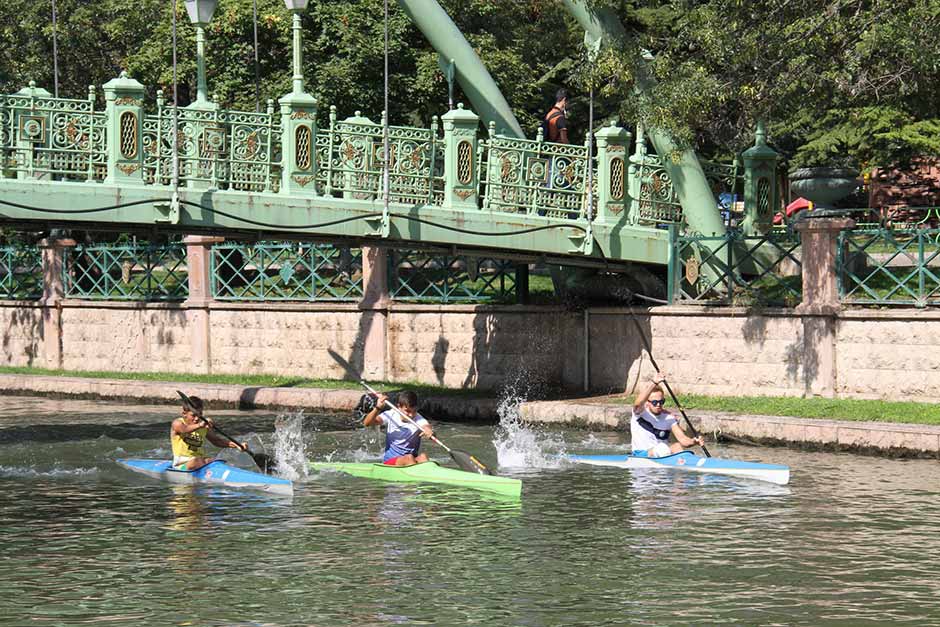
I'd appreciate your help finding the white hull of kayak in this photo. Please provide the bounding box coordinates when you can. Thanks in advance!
[569,452,790,485]
[117,459,293,496]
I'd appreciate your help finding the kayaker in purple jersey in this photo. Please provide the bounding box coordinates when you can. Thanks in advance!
[363,390,434,466]
[631,372,704,458]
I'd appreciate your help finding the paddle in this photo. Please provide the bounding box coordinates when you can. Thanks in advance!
[626,311,712,457]
[359,381,495,476]
[175,390,278,474]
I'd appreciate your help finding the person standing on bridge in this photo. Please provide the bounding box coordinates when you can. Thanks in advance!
[542,89,570,144]
[631,372,705,457]
[363,390,434,466]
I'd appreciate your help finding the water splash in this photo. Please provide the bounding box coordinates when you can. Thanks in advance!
[493,376,566,470]
[272,411,310,481]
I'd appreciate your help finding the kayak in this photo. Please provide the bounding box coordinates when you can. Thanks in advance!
[568,452,790,485]
[311,460,522,498]
[117,459,293,496]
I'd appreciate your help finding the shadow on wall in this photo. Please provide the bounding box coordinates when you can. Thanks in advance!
[585,310,648,394]
[4,307,40,366]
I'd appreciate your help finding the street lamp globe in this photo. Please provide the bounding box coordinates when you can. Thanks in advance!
[283,0,309,10]
[185,0,218,25]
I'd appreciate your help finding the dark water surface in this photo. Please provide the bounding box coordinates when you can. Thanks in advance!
[1,396,939,626]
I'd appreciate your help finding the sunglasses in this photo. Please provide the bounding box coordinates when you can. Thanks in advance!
[648,399,666,406]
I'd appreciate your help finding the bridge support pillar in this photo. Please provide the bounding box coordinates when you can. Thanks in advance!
[102,72,146,185]
[184,235,224,373]
[441,104,480,209]
[279,91,318,195]
[39,238,75,369]
[594,122,631,222]
[359,246,389,381]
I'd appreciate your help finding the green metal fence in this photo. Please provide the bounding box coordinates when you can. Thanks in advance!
[64,241,188,301]
[668,228,802,306]
[211,242,363,301]
[389,250,517,303]
[838,227,940,307]
[0,244,42,299]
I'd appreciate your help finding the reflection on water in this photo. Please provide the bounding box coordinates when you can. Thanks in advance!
[0,395,939,626]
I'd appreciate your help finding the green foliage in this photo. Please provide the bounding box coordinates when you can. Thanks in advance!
[0,0,936,169]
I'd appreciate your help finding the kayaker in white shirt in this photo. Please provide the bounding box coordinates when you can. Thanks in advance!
[363,390,434,466]
[631,372,705,457]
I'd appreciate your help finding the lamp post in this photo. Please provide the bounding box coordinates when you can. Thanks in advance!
[184,0,218,106]
[283,0,309,95]
[279,0,317,195]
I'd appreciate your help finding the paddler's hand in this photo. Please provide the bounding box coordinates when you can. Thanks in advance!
[231,441,248,451]
[691,436,705,447]
[652,372,667,384]
[420,426,433,439]
[375,393,389,409]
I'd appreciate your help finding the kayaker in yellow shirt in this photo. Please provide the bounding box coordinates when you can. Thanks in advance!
[170,396,247,471]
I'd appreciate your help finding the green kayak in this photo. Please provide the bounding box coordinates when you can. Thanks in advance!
[310,461,522,498]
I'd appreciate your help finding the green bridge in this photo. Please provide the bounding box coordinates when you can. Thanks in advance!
[0,0,780,275]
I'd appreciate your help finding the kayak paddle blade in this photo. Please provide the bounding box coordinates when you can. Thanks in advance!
[450,449,495,476]
[249,451,278,475]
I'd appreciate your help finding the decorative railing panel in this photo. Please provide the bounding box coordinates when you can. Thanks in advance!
[64,241,188,301]
[0,90,106,182]
[211,242,363,301]
[482,135,594,219]
[0,245,42,299]
[141,105,281,192]
[669,228,802,306]
[632,154,684,225]
[838,227,940,307]
[389,250,517,303]
[315,109,444,204]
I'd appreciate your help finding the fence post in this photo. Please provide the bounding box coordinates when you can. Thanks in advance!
[359,246,389,380]
[278,89,318,195]
[594,122,631,223]
[184,235,223,373]
[793,216,855,313]
[741,121,780,235]
[102,72,146,185]
[39,238,75,368]
[441,104,480,210]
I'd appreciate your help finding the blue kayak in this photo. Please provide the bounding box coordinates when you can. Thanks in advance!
[117,459,293,496]
[569,452,790,485]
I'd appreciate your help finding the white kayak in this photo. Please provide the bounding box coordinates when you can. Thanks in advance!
[117,459,293,496]
[568,451,790,485]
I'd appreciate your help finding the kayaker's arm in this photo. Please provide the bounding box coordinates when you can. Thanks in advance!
[172,418,204,435]
[207,429,245,451]
[363,394,388,427]
[633,372,667,413]
[671,421,704,448]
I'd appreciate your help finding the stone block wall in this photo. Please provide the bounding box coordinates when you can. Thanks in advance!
[5,297,940,401]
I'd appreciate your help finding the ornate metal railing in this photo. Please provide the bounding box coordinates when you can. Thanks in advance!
[211,242,363,301]
[838,227,940,307]
[142,96,281,192]
[63,240,188,301]
[669,228,802,306]
[389,250,517,303]
[315,107,444,204]
[0,244,42,299]
[481,133,594,219]
[0,84,106,182]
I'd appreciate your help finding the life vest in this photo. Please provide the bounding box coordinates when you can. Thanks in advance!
[171,422,207,458]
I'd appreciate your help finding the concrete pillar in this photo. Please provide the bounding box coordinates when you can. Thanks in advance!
[794,216,855,314]
[184,235,223,373]
[793,216,854,398]
[39,238,75,369]
[359,246,389,380]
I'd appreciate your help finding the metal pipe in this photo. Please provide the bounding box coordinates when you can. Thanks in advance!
[583,309,590,392]
[51,0,59,98]
[396,0,524,138]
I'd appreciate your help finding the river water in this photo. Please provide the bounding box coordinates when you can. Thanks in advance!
[1,395,939,626]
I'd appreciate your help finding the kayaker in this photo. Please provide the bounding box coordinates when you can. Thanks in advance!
[631,372,705,457]
[171,396,247,471]
[363,391,434,466]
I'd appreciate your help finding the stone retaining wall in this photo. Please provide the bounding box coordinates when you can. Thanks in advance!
[3,299,940,401]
